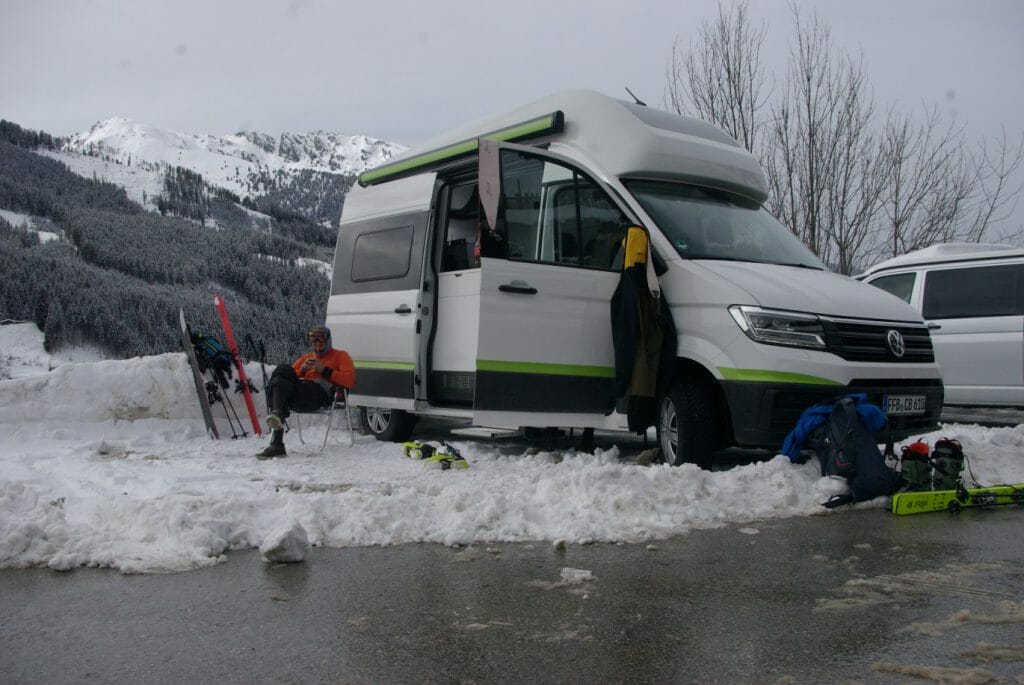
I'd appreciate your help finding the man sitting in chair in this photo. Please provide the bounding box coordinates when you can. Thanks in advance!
[256,325,355,460]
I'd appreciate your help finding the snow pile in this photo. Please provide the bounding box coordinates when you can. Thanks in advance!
[1,323,1023,575]
[260,521,311,563]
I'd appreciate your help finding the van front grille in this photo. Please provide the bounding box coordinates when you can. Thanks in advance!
[822,319,935,363]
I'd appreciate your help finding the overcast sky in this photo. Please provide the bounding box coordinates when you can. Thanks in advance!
[2,0,1022,150]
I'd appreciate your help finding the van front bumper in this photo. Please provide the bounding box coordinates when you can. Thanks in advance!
[721,378,944,450]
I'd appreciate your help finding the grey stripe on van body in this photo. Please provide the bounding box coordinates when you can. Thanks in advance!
[352,367,415,400]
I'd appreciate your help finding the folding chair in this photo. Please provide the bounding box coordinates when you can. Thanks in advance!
[294,387,354,450]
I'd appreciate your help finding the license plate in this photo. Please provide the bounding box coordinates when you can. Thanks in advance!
[884,394,926,415]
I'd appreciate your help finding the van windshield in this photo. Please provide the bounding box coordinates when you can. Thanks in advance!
[623,179,826,269]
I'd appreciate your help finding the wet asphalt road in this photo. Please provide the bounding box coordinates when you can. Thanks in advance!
[3,507,1023,684]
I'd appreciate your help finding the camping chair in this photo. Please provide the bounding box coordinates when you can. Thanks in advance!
[294,387,354,450]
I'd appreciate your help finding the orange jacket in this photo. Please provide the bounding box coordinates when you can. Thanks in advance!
[292,347,355,389]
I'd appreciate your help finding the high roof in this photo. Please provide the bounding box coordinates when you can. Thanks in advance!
[858,242,1024,277]
[358,89,768,203]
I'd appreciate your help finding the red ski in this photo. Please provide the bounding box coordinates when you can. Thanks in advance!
[212,295,262,436]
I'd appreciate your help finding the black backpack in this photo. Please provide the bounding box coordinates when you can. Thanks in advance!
[811,397,902,508]
[191,332,235,382]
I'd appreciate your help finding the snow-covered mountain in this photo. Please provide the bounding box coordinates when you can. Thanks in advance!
[56,117,405,209]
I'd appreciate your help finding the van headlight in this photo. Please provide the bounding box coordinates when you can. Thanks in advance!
[728,305,827,350]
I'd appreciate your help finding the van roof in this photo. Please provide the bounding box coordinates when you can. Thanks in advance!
[857,242,1024,278]
[357,89,768,203]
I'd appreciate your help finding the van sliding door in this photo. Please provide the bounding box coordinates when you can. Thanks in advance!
[473,142,632,422]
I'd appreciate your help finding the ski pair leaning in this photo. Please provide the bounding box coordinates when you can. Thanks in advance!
[179,297,262,440]
[402,441,470,470]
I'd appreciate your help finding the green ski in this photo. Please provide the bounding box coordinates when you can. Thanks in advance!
[891,483,1024,515]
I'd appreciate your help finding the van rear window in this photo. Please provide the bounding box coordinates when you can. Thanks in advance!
[351,225,414,282]
[923,263,1024,319]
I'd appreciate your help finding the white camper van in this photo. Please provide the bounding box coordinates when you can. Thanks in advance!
[858,243,1024,407]
[327,90,943,467]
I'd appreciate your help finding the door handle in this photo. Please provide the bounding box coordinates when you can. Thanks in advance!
[394,304,413,314]
[498,282,538,295]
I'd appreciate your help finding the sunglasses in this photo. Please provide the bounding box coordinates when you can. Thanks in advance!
[308,334,327,343]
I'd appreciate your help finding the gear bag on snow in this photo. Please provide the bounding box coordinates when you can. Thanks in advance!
[810,396,902,508]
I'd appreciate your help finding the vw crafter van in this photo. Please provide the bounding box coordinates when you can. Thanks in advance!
[327,90,943,468]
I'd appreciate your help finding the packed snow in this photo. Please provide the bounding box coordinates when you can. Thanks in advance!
[2,322,1023,574]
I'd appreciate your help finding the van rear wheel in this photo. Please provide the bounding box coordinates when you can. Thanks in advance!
[657,379,715,469]
[360,406,416,442]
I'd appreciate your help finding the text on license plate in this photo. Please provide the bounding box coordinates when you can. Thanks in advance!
[884,394,926,415]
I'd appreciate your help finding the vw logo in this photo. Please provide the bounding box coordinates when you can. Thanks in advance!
[886,329,906,358]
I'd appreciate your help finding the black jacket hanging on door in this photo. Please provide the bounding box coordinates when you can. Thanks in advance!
[611,227,676,432]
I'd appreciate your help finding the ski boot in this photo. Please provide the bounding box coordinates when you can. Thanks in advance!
[931,438,964,491]
[899,441,932,492]
[425,442,470,470]
[402,441,435,460]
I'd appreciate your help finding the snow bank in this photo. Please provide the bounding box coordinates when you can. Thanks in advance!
[1,323,1022,574]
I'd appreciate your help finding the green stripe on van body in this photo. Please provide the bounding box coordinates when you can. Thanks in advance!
[477,359,615,379]
[717,367,841,386]
[358,111,565,186]
[354,360,416,371]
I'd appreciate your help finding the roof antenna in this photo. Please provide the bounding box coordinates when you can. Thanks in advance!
[625,87,647,106]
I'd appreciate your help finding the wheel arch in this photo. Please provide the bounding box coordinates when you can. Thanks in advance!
[670,358,733,450]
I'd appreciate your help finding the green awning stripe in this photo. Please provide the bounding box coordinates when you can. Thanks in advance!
[477,359,614,378]
[355,361,415,371]
[358,111,564,186]
[718,367,841,386]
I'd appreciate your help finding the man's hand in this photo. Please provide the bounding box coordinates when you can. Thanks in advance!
[302,358,323,374]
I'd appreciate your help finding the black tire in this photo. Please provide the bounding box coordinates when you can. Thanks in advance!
[656,379,716,469]
[359,406,417,442]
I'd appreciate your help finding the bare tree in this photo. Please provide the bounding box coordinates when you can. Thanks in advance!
[866,107,1024,267]
[762,6,886,273]
[666,0,1024,273]
[963,129,1024,242]
[664,0,770,152]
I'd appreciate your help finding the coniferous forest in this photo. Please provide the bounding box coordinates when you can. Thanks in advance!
[0,121,343,363]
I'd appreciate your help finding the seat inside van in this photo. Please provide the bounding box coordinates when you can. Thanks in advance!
[442,184,478,271]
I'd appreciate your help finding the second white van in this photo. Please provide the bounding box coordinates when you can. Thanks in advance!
[859,243,1024,407]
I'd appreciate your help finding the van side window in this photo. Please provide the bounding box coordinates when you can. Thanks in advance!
[868,273,916,304]
[922,264,1024,319]
[351,225,414,282]
[497,150,630,270]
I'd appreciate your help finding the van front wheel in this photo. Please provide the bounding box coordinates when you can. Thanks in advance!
[657,380,715,469]
[360,406,416,442]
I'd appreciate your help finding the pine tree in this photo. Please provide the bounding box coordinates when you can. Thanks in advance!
[43,299,66,352]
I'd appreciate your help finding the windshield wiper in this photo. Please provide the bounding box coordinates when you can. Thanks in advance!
[776,262,825,270]
[689,255,825,270]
